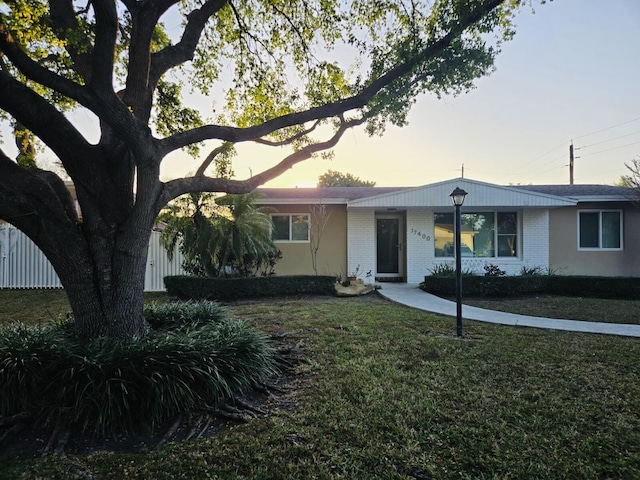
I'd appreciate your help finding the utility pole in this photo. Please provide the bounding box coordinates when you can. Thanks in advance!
[569,141,574,185]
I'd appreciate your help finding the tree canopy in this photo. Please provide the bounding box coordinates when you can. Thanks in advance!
[317,170,376,187]
[0,0,543,340]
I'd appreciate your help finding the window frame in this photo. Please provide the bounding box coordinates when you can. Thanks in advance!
[577,209,623,251]
[433,210,520,259]
[270,213,310,243]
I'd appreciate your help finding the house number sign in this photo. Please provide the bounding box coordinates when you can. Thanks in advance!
[411,228,431,242]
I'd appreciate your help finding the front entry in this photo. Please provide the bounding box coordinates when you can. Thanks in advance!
[376,215,404,282]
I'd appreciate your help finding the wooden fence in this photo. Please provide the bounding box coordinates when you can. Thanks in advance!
[0,225,185,291]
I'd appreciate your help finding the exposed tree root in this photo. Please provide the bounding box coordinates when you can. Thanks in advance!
[0,412,32,447]
[269,330,301,339]
[42,420,70,457]
[233,398,267,416]
[185,414,205,441]
[156,413,184,449]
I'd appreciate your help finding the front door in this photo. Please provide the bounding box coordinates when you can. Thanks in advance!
[376,215,403,281]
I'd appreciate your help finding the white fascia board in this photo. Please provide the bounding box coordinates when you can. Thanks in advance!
[255,198,347,205]
[348,178,576,208]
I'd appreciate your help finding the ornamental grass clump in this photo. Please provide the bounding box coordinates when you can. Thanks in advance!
[144,300,227,331]
[0,304,274,436]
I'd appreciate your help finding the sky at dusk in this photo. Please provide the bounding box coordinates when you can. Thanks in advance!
[196,0,640,188]
[2,1,639,189]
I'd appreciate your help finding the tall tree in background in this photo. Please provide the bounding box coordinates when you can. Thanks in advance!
[619,157,640,206]
[317,170,377,187]
[0,0,540,341]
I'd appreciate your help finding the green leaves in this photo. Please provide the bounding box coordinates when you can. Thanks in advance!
[159,192,277,277]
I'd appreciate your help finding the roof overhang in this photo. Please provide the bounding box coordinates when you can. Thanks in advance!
[347,178,577,209]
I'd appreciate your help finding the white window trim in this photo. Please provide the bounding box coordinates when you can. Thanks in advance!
[433,211,520,259]
[271,213,310,243]
[577,209,623,251]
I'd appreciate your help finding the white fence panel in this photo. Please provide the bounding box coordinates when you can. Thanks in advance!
[145,231,186,291]
[0,226,185,291]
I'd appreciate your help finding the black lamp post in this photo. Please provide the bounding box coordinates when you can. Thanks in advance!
[449,187,468,338]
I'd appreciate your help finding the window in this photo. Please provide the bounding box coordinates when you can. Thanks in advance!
[434,212,518,258]
[271,214,310,242]
[578,210,622,250]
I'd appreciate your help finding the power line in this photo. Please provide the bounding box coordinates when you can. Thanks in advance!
[578,130,640,149]
[579,140,640,158]
[573,116,640,140]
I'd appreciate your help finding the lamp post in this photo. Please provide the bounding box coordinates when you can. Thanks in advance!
[449,187,468,338]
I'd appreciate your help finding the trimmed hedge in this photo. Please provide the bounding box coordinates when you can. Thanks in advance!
[164,275,337,301]
[421,275,640,300]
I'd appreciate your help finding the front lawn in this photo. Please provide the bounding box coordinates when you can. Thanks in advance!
[461,295,640,324]
[1,292,638,479]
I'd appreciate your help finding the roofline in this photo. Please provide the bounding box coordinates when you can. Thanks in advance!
[254,198,348,205]
[347,177,577,207]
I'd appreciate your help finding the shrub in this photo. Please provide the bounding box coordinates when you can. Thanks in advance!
[164,275,337,300]
[0,308,275,435]
[483,263,506,277]
[144,300,227,331]
[428,263,476,277]
[420,274,640,299]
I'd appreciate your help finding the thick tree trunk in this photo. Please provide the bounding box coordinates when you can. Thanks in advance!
[52,225,150,340]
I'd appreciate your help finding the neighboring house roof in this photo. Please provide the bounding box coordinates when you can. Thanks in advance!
[254,187,406,204]
[256,179,634,208]
[259,178,622,208]
[513,184,631,202]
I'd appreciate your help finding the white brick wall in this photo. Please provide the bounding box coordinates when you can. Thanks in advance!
[346,209,376,278]
[348,208,550,283]
[405,210,433,283]
[521,209,549,273]
[422,209,550,278]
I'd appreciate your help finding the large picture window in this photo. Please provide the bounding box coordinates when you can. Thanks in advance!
[271,214,310,242]
[578,210,622,250]
[434,212,518,258]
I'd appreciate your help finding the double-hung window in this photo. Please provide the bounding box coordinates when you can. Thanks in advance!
[271,214,310,242]
[578,210,622,250]
[434,211,518,258]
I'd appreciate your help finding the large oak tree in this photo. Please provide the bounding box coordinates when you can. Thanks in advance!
[0,0,540,341]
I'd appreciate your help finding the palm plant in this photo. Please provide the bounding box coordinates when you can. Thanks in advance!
[213,193,277,277]
[159,192,222,277]
[159,192,278,277]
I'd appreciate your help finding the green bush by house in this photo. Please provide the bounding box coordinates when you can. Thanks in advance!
[165,275,337,301]
[421,275,640,300]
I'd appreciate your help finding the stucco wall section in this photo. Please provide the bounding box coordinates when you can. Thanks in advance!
[548,205,640,276]
[266,204,347,277]
[347,209,376,279]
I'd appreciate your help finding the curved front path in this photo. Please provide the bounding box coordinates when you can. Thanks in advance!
[377,283,640,338]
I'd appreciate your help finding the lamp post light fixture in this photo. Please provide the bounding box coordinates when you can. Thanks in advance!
[449,187,468,338]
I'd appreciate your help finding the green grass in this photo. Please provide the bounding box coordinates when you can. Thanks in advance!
[461,295,640,324]
[1,292,639,479]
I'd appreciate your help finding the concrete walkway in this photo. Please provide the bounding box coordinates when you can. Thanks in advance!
[377,283,640,338]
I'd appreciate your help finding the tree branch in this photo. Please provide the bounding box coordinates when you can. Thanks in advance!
[0,67,100,185]
[0,23,89,105]
[49,0,93,81]
[254,120,322,147]
[159,116,363,207]
[0,148,78,236]
[159,0,505,155]
[150,0,229,91]
[89,0,119,93]
[195,143,231,177]
[0,21,151,148]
